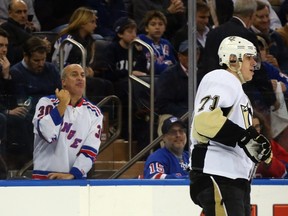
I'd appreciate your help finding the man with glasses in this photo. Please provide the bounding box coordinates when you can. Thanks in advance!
[143,116,189,179]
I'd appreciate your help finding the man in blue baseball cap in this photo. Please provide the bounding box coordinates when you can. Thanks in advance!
[143,116,189,179]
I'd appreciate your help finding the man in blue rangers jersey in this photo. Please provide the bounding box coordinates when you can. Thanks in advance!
[143,116,189,179]
[189,36,272,216]
[32,64,103,180]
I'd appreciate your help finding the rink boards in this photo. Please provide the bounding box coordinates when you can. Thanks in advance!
[0,179,287,216]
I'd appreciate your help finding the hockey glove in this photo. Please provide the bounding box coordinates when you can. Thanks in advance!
[238,127,272,164]
[254,134,272,164]
[239,139,262,163]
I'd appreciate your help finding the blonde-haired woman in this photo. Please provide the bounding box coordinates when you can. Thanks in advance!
[52,7,114,103]
[52,7,98,77]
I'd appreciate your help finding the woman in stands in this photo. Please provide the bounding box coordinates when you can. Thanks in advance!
[52,7,97,77]
[52,7,114,104]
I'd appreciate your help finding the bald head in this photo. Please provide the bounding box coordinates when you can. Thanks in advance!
[8,0,28,25]
[61,64,86,98]
[8,0,26,10]
[62,64,84,78]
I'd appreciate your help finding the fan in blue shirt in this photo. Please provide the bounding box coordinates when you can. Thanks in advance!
[143,116,189,179]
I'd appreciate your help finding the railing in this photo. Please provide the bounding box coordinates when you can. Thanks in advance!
[97,95,122,153]
[128,38,155,159]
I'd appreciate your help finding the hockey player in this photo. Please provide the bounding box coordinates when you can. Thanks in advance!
[32,64,103,180]
[143,116,189,179]
[189,36,272,216]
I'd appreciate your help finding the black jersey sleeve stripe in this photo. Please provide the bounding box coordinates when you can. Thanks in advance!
[191,144,208,171]
[212,119,246,147]
[221,106,232,117]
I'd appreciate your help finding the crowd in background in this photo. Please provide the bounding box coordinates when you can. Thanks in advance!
[0,0,288,179]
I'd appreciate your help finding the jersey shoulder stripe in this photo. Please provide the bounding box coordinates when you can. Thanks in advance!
[44,95,60,105]
[82,100,102,117]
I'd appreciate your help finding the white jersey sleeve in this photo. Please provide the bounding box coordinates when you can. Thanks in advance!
[33,96,62,143]
[32,96,103,179]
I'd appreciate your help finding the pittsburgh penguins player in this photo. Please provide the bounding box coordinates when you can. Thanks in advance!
[189,36,272,216]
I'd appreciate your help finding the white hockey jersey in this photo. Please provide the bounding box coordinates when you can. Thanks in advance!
[32,95,103,179]
[190,69,255,180]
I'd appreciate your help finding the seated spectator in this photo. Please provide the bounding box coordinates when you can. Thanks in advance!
[0,0,34,65]
[0,0,41,31]
[155,40,189,119]
[171,0,210,74]
[104,17,147,81]
[250,0,288,73]
[102,17,147,139]
[10,36,61,115]
[238,36,280,128]
[257,34,288,94]
[257,33,280,69]
[0,28,34,169]
[52,7,97,73]
[194,0,210,70]
[253,110,288,178]
[155,40,198,147]
[143,116,189,179]
[242,63,279,126]
[9,36,61,165]
[32,64,103,180]
[129,0,187,40]
[138,10,177,75]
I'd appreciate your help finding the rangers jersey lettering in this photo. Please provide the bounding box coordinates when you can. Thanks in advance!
[32,95,103,179]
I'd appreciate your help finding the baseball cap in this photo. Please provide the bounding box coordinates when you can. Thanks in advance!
[162,116,186,134]
[178,40,188,53]
[113,17,136,34]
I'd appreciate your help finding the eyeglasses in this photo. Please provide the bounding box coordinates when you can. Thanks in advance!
[167,128,187,136]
